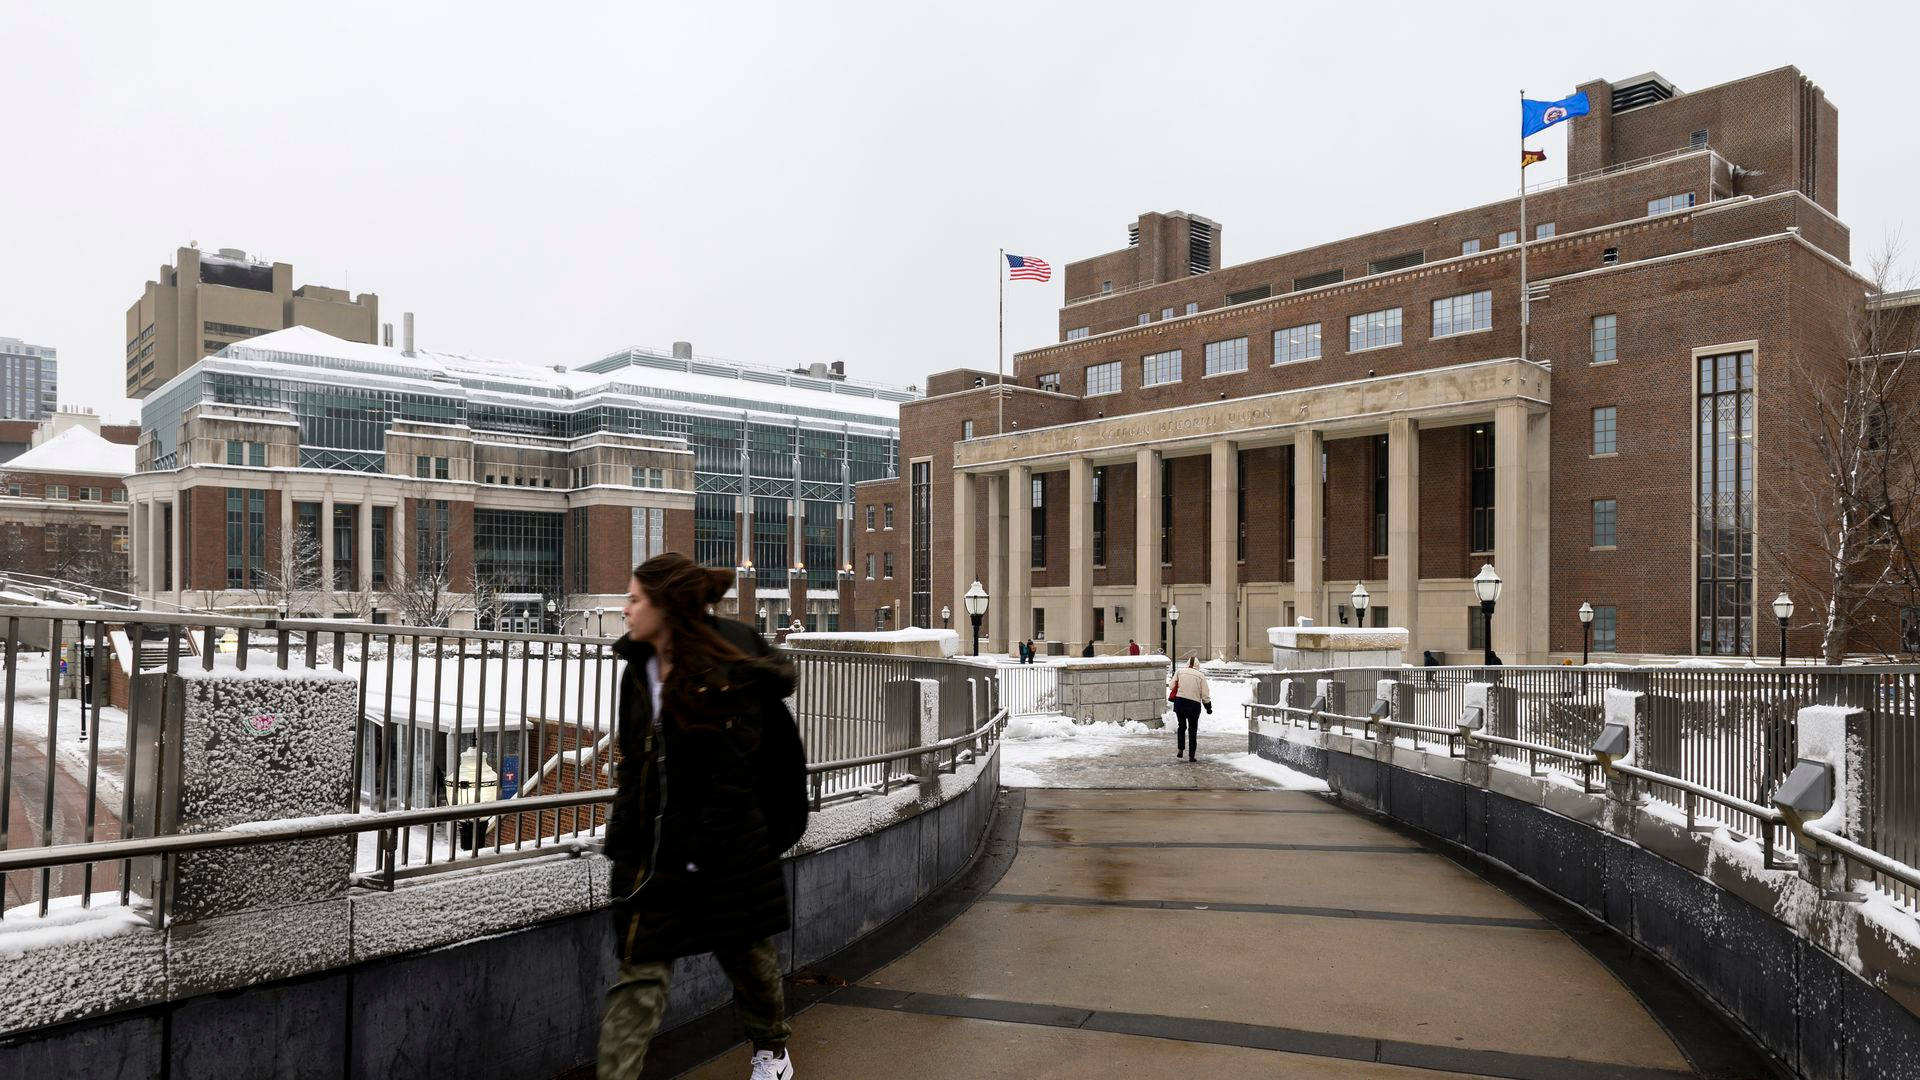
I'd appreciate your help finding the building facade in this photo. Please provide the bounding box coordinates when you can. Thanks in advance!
[0,336,58,420]
[854,66,1862,664]
[128,328,907,629]
[0,411,135,592]
[125,246,380,399]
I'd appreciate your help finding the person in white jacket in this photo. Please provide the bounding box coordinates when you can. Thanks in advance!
[1168,659,1212,762]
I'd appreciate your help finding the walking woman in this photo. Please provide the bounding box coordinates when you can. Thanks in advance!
[599,553,810,1080]
[1169,658,1212,762]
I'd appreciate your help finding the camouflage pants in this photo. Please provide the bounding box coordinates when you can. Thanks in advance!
[596,938,789,1079]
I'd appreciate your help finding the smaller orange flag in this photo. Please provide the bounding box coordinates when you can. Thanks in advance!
[1521,148,1548,168]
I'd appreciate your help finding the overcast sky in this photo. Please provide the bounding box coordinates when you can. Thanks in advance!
[3,1,1913,423]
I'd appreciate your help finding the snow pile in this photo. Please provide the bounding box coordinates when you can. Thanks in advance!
[785,628,959,657]
[1221,752,1332,792]
[1004,713,1164,740]
[0,894,147,960]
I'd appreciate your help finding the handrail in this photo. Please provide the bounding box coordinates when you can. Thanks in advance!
[1803,822,1920,893]
[1470,731,1599,766]
[805,707,1006,774]
[1608,761,1783,827]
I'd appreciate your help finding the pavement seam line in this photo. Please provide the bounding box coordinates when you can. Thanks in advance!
[977,891,1555,929]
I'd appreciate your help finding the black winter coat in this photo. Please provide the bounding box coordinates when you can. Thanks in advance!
[604,618,809,962]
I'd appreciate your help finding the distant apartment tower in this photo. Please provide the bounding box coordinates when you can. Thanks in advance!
[0,337,58,420]
[124,246,379,398]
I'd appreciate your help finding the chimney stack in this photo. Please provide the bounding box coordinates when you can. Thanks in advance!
[403,312,415,357]
[830,360,845,378]
[382,322,394,348]
[672,341,693,360]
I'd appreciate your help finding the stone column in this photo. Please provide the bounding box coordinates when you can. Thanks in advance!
[1066,457,1093,649]
[1007,464,1032,644]
[357,501,374,595]
[1492,403,1551,663]
[1208,439,1238,659]
[168,495,182,599]
[320,492,336,597]
[952,470,977,638]
[391,498,407,585]
[147,499,163,597]
[1133,448,1161,654]
[1292,429,1324,627]
[1387,417,1421,648]
[985,473,1008,651]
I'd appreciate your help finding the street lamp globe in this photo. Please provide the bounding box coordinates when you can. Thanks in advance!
[1772,592,1795,622]
[1168,604,1180,624]
[963,581,989,619]
[1577,602,1593,625]
[1473,564,1502,605]
[546,599,557,614]
[940,605,951,628]
[1350,583,1369,622]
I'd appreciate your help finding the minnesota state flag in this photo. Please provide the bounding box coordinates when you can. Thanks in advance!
[1521,92,1590,137]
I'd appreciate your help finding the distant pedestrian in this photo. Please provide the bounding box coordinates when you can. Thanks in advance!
[1081,640,1095,657]
[1127,639,1141,656]
[599,553,808,1080]
[1169,658,1212,762]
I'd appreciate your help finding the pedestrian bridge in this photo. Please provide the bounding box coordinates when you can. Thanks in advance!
[3,608,1919,1079]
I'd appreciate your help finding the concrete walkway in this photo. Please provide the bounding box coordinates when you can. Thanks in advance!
[682,765,1739,1079]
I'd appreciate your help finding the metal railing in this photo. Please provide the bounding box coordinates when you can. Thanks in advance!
[0,606,1001,925]
[997,663,1061,715]
[1250,663,1920,910]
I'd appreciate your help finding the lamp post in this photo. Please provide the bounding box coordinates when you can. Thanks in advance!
[1773,591,1794,667]
[941,605,951,630]
[962,580,989,657]
[1168,603,1180,669]
[757,606,769,635]
[1577,602,1593,666]
[1473,564,1502,668]
[546,598,558,635]
[1350,583,1369,629]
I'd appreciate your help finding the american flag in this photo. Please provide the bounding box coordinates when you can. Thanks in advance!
[1005,253,1051,282]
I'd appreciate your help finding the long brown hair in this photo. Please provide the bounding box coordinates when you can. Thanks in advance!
[632,553,750,723]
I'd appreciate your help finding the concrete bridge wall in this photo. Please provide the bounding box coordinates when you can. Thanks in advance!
[0,750,1000,1080]
[1253,724,1920,1080]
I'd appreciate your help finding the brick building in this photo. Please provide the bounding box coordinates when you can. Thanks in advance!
[0,411,137,593]
[854,66,1867,663]
[127,326,907,629]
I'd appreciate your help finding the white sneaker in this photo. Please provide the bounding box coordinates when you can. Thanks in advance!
[749,1048,793,1080]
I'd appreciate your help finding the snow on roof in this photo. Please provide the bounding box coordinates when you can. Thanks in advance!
[5,426,135,477]
[219,327,906,426]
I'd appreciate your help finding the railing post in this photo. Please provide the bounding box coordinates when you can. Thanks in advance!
[1774,703,1867,899]
[1594,687,1645,838]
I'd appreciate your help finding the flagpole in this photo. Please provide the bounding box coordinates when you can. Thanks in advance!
[1518,90,1529,365]
[998,247,1006,435]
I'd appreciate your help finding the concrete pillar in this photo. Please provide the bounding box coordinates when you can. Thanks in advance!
[147,499,163,597]
[1133,448,1162,654]
[985,473,1008,651]
[1007,464,1031,644]
[1493,403,1551,663]
[391,498,407,585]
[1387,417,1421,647]
[1067,457,1093,649]
[320,492,336,596]
[1292,429,1324,627]
[357,500,374,595]
[167,495,182,598]
[1208,439,1237,659]
[952,471,977,638]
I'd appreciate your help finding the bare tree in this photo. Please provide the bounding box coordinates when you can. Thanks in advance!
[44,515,127,595]
[1768,239,1920,660]
[0,522,28,574]
[470,571,509,633]
[249,523,326,618]
[384,531,459,628]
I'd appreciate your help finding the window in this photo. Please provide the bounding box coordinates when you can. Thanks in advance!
[1031,475,1046,567]
[1348,308,1403,352]
[1274,323,1322,365]
[1204,338,1247,376]
[1093,607,1106,642]
[1535,222,1556,239]
[962,420,974,440]
[1603,247,1619,265]
[1227,284,1272,305]
[1470,424,1494,553]
[1033,608,1046,639]
[1293,269,1342,291]
[1066,327,1090,341]
[1038,372,1062,393]
[865,554,875,579]
[911,460,931,629]
[865,505,875,531]
[1431,291,1493,338]
[1591,315,1617,363]
[1101,281,1113,294]
[78,487,102,502]
[1161,307,1174,320]
[1461,239,1481,255]
[1698,350,1756,655]
[1367,251,1423,275]
[1372,435,1389,557]
[371,505,388,590]
[1160,458,1173,566]
[45,484,66,500]
[228,440,243,465]
[1690,129,1708,149]
[1137,313,1150,326]
[110,489,127,502]
[112,526,129,555]
[415,454,431,478]
[1185,302,1199,315]
[883,552,894,578]
[333,505,358,590]
[1593,407,1617,454]
[884,503,894,529]
[1092,467,1107,566]
[434,457,449,480]
[1647,192,1695,215]
[1498,231,1518,248]
[1085,361,1123,397]
[1468,605,1490,652]
[1593,606,1618,651]
[1592,499,1617,547]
